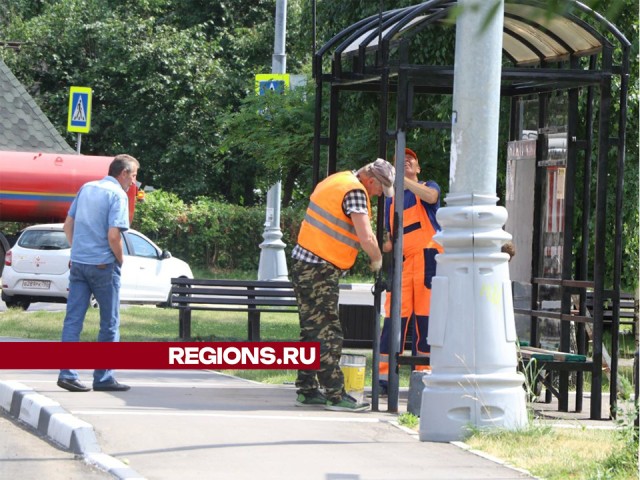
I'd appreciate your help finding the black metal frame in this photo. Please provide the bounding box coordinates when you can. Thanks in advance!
[312,0,630,420]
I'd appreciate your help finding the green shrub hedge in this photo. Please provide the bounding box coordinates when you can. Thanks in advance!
[132,190,372,277]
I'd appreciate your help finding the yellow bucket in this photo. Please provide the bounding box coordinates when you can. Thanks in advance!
[339,354,366,402]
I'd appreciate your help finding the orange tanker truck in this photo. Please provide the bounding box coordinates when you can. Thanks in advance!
[0,151,139,276]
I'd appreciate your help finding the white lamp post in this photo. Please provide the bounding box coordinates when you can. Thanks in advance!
[258,0,289,282]
[419,0,528,442]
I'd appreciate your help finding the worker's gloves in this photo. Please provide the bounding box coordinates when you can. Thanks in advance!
[369,258,383,272]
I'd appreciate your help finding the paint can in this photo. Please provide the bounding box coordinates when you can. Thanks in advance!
[339,354,366,402]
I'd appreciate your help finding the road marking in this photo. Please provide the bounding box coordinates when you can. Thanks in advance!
[70,410,382,423]
[7,380,290,389]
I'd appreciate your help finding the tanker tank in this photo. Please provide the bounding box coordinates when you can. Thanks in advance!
[0,151,114,222]
[0,151,137,276]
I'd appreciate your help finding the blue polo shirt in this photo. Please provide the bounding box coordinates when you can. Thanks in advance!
[384,180,441,233]
[68,176,129,265]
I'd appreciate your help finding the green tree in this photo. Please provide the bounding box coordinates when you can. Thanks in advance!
[220,77,317,207]
[0,0,310,204]
[0,0,636,288]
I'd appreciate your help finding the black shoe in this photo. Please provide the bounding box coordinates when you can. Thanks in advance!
[93,381,130,392]
[57,378,91,392]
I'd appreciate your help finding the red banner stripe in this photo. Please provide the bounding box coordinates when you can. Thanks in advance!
[0,342,320,370]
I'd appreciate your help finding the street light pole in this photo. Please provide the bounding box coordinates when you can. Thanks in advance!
[419,0,527,441]
[258,0,289,281]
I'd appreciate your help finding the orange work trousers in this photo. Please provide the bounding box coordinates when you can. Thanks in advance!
[379,247,438,384]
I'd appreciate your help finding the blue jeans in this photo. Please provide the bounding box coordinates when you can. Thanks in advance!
[59,261,121,386]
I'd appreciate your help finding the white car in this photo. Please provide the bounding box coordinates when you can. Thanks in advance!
[1,223,193,310]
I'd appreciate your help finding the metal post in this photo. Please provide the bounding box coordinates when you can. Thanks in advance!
[419,0,527,441]
[271,0,287,74]
[387,134,406,413]
[258,0,289,281]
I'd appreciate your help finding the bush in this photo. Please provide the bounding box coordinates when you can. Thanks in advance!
[132,190,374,276]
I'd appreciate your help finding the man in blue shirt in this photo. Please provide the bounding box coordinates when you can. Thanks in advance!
[57,154,139,393]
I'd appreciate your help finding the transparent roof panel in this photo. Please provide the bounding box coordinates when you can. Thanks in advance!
[341,15,428,55]
[504,17,570,62]
[504,4,602,58]
[337,3,603,66]
[503,33,540,66]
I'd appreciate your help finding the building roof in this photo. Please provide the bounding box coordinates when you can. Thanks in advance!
[0,58,74,153]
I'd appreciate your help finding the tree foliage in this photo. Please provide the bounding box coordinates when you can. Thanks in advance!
[0,0,637,288]
[220,79,316,207]
[0,0,298,203]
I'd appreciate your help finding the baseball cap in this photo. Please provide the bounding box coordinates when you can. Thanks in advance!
[394,148,419,164]
[368,158,395,197]
[405,148,419,164]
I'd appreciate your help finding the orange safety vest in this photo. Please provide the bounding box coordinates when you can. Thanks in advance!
[297,171,371,270]
[388,189,442,256]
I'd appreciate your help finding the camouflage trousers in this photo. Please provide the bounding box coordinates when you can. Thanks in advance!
[291,259,345,402]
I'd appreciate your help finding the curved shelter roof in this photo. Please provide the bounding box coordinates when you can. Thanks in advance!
[313,0,630,94]
[336,3,605,65]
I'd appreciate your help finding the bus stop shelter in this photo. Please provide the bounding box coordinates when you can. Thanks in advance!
[312,0,631,419]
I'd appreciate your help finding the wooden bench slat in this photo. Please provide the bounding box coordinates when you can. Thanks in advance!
[172,297,298,308]
[172,287,295,298]
[520,346,587,363]
[521,351,555,361]
[171,295,297,305]
[175,305,297,313]
[171,277,293,288]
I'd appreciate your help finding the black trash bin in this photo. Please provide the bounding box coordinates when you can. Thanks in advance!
[340,303,376,348]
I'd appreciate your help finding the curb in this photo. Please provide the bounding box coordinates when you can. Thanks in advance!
[0,380,145,479]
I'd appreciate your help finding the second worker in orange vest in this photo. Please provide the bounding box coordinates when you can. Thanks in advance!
[378,148,444,392]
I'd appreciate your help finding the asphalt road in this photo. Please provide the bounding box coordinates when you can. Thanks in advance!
[0,410,109,479]
[0,300,67,313]
[0,299,101,478]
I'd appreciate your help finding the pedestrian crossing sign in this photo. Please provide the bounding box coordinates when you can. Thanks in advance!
[255,74,290,95]
[67,86,92,133]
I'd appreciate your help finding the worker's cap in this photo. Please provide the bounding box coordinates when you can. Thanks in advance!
[367,158,395,197]
[395,147,419,164]
[404,148,419,164]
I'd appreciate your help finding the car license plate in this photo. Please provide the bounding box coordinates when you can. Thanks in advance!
[22,280,51,290]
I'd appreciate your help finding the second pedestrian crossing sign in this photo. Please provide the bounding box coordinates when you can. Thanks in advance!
[255,74,290,95]
[67,86,92,133]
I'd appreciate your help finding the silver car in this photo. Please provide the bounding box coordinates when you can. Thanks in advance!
[1,223,193,310]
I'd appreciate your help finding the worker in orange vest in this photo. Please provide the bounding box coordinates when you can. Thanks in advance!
[292,159,395,411]
[379,148,443,393]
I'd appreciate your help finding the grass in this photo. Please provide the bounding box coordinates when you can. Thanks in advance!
[465,416,639,480]
[0,305,298,342]
[398,412,419,429]
[2,304,638,478]
[190,267,374,285]
[604,327,637,358]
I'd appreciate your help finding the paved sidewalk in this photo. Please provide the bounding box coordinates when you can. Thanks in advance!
[0,369,539,480]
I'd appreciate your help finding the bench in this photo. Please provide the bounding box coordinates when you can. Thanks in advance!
[169,278,380,342]
[169,278,298,340]
[518,343,589,404]
[586,291,638,337]
[513,278,608,418]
